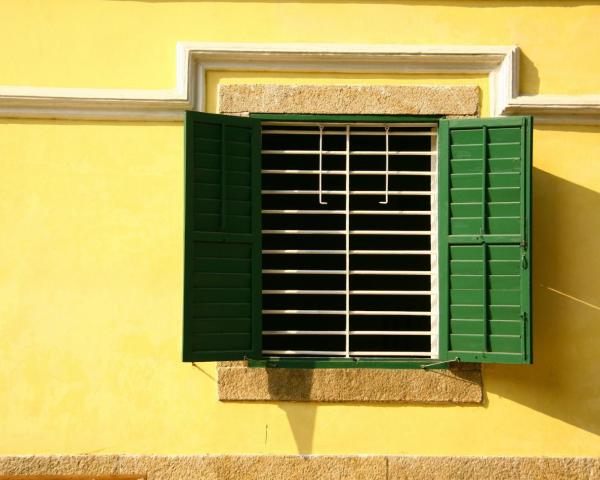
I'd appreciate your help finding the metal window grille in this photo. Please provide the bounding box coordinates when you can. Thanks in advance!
[261,122,438,358]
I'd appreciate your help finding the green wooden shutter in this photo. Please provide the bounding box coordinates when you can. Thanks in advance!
[183,111,262,361]
[438,116,532,364]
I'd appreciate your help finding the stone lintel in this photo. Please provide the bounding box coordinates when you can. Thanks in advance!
[219,84,480,116]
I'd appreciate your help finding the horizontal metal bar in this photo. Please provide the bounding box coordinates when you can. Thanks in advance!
[262,309,345,315]
[350,290,431,295]
[262,190,431,195]
[261,309,431,316]
[263,289,345,295]
[350,310,431,316]
[350,331,431,336]
[261,121,438,127]
[261,169,433,176]
[352,170,433,176]
[350,270,431,275]
[262,229,345,234]
[264,209,432,215]
[350,250,431,255]
[262,150,433,156]
[262,249,345,254]
[263,249,431,255]
[349,351,432,357]
[262,129,436,137]
[350,210,431,215]
[350,230,431,235]
[262,209,345,214]
[262,129,338,135]
[262,169,346,175]
[262,269,345,274]
[351,151,434,156]
[262,149,346,155]
[263,330,345,335]
[350,190,431,195]
[262,350,347,356]
[262,189,346,195]
[263,230,431,235]
[262,330,432,336]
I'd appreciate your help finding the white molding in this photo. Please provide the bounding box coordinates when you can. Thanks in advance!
[0,42,598,124]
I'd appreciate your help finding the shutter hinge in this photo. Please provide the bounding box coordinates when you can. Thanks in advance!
[520,312,528,362]
[520,241,528,269]
[420,357,459,370]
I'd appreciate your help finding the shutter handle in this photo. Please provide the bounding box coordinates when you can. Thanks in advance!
[520,241,528,269]
[421,357,460,370]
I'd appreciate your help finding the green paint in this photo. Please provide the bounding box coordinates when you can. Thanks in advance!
[439,116,533,364]
[183,111,262,362]
[248,358,449,370]
[183,112,532,367]
[250,113,442,123]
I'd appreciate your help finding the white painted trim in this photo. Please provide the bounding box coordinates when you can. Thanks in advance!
[0,42,598,124]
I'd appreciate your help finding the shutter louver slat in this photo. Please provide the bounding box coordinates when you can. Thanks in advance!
[183,111,262,362]
[439,116,532,364]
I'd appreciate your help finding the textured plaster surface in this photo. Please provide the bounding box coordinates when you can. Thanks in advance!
[1,455,598,480]
[219,84,480,116]
[217,362,483,403]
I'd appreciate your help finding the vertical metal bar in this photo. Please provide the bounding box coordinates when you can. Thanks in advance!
[379,126,390,205]
[430,127,439,359]
[345,124,351,358]
[221,124,226,230]
[318,125,328,205]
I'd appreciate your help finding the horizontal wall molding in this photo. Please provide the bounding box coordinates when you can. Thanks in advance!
[0,42,598,124]
[1,455,598,479]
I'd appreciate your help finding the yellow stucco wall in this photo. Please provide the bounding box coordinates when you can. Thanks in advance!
[0,0,599,457]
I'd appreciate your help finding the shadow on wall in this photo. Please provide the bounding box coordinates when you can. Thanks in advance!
[520,52,540,95]
[266,368,317,454]
[485,167,600,436]
[261,165,600,453]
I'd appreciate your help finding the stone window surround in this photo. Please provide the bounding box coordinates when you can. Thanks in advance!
[216,82,482,404]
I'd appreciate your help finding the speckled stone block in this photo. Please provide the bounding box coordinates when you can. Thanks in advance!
[1,455,598,480]
[387,455,600,480]
[217,361,483,403]
[0,455,386,480]
[219,84,480,116]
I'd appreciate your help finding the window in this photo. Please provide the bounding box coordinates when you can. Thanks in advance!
[183,112,532,366]
[260,121,437,360]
